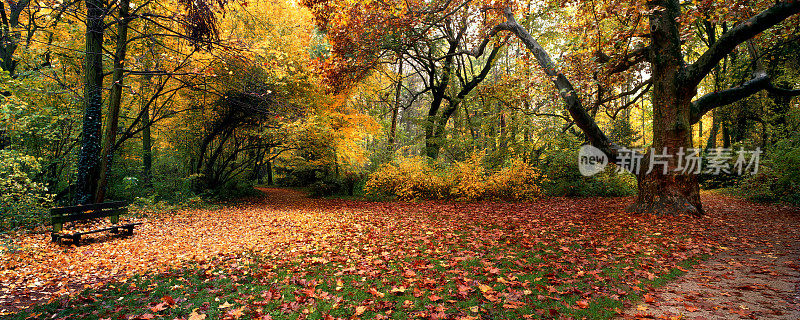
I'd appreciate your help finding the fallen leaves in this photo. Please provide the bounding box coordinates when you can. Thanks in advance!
[3,188,798,319]
[187,310,206,320]
[354,305,367,315]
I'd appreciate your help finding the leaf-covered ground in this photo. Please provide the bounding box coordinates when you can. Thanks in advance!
[1,188,797,319]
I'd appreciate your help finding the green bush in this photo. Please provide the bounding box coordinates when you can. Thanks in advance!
[310,179,343,198]
[541,147,637,197]
[0,150,54,231]
[735,136,800,205]
[130,194,208,216]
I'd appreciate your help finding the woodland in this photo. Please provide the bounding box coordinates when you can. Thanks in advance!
[1,0,799,319]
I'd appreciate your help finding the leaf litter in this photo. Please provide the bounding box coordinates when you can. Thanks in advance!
[1,188,797,319]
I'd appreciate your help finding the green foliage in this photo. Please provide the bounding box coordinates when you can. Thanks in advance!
[364,152,545,201]
[735,134,800,205]
[608,116,642,148]
[0,150,54,231]
[309,179,343,198]
[130,194,208,216]
[541,146,637,197]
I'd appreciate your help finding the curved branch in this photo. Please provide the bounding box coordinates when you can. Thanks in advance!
[498,7,620,161]
[767,83,800,96]
[683,1,800,88]
[689,74,770,124]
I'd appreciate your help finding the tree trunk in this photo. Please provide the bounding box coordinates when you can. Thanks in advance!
[142,108,152,187]
[96,0,131,203]
[0,1,28,76]
[141,70,154,188]
[628,0,702,216]
[388,57,403,147]
[266,158,273,185]
[705,108,718,150]
[74,0,106,205]
[499,111,507,151]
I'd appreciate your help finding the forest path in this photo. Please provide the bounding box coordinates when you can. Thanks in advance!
[621,194,800,319]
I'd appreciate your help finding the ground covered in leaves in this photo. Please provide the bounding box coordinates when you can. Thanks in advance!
[1,188,798,319]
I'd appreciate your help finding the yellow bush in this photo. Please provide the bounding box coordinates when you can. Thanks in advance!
[364,156,447,200]
[448,151,489,201]
[365,152,546,201]
[487,157,546,200]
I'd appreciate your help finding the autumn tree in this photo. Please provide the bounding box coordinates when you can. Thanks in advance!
[469,0,798,216]
[307,0,800,215]
[73,0,230,204]
[302,0,507,159]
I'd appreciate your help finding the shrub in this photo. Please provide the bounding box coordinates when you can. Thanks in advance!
[541,147,637,197]
[364,156,448,200]
[310,179,343,198]
[0,150,54,231]
[735,135,800,205]
[487,157,546,200]
[448,152,487,201]
[364,153,545,201]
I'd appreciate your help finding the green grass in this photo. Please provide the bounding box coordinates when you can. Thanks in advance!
[9,240,709,320]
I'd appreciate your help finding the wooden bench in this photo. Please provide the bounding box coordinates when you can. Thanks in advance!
[50,201,142,245]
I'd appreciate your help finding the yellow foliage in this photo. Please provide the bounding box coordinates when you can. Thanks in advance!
[448,151,487,201]
[365,152,546,201]
[364,156,448,200]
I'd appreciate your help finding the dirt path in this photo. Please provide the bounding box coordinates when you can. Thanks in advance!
[621,195,800,319]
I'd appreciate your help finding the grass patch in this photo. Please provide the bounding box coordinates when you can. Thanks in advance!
[9,244,709,319]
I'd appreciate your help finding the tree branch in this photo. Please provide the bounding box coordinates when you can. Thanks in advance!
[683,1,800,88]
[498,7,620,161]
[767,83,800,96]
[689,73,770,124]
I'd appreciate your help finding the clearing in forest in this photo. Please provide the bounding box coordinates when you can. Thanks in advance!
[1,188,798,319]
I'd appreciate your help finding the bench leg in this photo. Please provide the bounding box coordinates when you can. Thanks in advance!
[72,234,81,246]
[125,226,134,236]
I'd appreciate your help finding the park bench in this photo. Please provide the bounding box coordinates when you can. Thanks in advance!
[50,201,142,245]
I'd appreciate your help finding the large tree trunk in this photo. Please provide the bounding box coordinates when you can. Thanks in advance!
[628,0,702,216]
[74,0,106,205]
[96,0,131,203]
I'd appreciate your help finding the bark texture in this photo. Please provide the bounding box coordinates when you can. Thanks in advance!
[97,0,132,202]
[75,0,106,204]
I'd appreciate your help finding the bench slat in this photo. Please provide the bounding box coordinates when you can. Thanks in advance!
[50,201,127,215]
[51,207,128,225]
